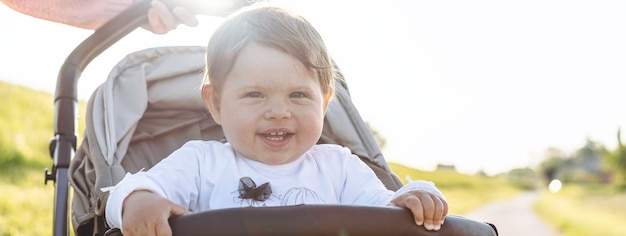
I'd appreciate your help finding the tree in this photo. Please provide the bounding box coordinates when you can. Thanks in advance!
[507,167,539,190]
[538,147,567,183]
[566,138,607,183]
[606,127,626,185]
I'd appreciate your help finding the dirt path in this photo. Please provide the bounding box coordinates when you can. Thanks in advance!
[464,191,561,236]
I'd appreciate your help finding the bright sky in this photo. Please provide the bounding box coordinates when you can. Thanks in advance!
[2,1,626,175]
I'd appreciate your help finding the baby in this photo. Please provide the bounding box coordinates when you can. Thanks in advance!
[105,3,448,235]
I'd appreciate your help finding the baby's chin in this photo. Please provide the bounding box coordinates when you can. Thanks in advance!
[244,149,305,165]
[234,141,310,165]
[253,154,301,165]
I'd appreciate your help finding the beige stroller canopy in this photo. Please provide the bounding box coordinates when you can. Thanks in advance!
[68,45,404,233]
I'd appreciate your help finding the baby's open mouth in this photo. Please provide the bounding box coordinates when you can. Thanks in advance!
[262,131,291,141]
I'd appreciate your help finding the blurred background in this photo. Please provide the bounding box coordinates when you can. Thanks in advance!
[1,0,625,235]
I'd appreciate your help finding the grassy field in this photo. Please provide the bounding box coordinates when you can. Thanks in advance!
[0,82,54,172]
[0,171,54,236]
[535,185,626,236]
[0,81,84,236]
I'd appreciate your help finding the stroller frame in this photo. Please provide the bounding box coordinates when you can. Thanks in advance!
[45,1,245,234]
[45,1,497,235]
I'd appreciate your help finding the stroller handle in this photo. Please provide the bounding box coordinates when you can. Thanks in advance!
[55,0,248,101]
[49,1,247,236]
[104,205,498,236]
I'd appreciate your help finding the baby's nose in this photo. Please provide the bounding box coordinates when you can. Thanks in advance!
[264,99,291,119]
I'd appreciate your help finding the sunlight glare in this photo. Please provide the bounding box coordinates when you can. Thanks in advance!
[548,179,562,193]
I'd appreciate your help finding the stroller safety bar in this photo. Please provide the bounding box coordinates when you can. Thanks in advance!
[105,205,498,236]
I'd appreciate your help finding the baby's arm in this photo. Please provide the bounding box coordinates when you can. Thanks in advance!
[105,141,206,233]
[120,190,189,236]
[104,172,190,235]
[388,180,448,231]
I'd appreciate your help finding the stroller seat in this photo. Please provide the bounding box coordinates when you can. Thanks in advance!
[68,45,406,234]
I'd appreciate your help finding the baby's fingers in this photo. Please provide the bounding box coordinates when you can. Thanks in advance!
[423,194,447,231]
[391,191,448,231]
[416,194,441,231]
[439,196,449,224]
[156,203,190,235]
[155,216,173,236]
[170,203,190,216]
[391,195,425,226]
[428,194,448,227]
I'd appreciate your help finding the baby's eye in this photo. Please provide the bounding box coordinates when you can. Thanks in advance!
[290,92,306,98]
[245,92,262,98]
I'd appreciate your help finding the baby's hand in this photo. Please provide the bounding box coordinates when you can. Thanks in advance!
[388,190,448,231]
[121,190,190,236]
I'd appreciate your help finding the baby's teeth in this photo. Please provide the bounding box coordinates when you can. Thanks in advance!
[266,136,284,141]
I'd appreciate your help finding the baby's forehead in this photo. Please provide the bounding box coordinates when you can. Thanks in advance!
[228,43,313,71]
[225,70,320,89]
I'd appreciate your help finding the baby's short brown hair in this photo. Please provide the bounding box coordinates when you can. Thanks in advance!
[202,4,335,100]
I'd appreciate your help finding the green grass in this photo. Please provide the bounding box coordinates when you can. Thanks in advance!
[0,81,56,236]
[535,185,626,236]
[389,163,522,214]
[0,171,55,236]
[0,81,54,173]
[0,81,85,235]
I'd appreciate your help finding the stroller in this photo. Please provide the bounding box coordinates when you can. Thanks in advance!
[45,0,498,235]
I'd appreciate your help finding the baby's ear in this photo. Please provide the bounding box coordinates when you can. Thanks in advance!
[323,91,333,113]
[202,85,222,125]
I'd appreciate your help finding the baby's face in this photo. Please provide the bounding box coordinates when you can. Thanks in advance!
[210,42,328,164]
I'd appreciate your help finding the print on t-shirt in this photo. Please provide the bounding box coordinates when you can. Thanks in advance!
[233,177,325,207]
[234,177,272,207]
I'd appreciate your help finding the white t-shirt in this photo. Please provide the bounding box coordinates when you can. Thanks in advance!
[105,140,444,230]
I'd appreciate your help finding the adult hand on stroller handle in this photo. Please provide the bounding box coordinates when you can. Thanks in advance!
[139,0,252,34]
[158,0,249,17]
[57,0,249,92]
[144,0,199,34]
